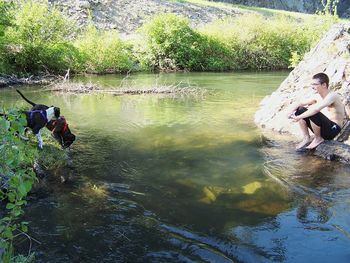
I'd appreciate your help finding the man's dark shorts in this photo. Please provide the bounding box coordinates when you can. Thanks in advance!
[295,106,341,140]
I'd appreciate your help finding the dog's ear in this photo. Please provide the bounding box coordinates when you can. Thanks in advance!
[54,107,60,118]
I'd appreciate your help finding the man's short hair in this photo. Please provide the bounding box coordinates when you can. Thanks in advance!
[313,73,329,88]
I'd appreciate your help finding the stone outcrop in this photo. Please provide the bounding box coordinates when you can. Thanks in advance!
[255,22,350,162]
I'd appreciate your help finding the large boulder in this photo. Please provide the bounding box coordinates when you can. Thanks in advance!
[255,22,350,145]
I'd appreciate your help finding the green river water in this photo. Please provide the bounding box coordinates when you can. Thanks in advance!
[1,72,350,262]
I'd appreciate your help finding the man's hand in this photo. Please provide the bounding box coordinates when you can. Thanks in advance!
[286,110,295,119]
[289,114,300,122]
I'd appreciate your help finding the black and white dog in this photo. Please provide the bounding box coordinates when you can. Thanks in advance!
[16,89,60,149]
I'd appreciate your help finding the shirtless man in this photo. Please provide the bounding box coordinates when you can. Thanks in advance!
[287,73,346,149]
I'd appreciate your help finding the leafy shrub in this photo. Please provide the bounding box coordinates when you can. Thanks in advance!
[0,0,13,73]
[0,107,69,262]
[0,108,37,262]
[201,13,337,70]
[3,0,78,74]
[136,13,233,71]
[73,25,133,73]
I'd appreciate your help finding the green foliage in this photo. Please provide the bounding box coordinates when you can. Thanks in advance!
[0,0,13,72]
[0,1,340,74]
[137,14,200,70]
[73,25,133,73]
[201,13,336,70]
[0,1,12,38]
[0,107,71,261]
[137,12,336,71]
[289,51,302,68]
[137,13,232,71]
[0,108,37,262]
[2,0,78,74]
[319,0,339,16]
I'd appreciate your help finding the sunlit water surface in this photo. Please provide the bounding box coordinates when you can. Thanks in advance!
[1,72,350,262]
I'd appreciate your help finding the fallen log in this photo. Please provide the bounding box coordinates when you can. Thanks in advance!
[314,120,350,163]
[315,141,350,163]
[48,82,206,97]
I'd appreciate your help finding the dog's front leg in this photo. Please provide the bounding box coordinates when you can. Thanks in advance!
[36,130,43,149]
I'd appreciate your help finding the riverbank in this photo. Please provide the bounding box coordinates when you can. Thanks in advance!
[0,75,60,88]
[0,108,72,262]
[0,1,340,77]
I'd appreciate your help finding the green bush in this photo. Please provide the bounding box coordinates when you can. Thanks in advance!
[0,108,37,262]
[0,2,339,74]
[0,107,69,262]
[3,0,78,74]
[201,13,337,69]
[136,13,232,71]
[0,1,12,42]
[0,0,13,73]
[73,25,133,73]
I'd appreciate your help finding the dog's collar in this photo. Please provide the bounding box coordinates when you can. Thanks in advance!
[52,116,69,134]
[46,107,56,121]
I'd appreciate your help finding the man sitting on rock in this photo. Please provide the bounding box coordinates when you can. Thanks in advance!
[287,72,346,149]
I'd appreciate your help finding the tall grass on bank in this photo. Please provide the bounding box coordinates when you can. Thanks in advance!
[135,14,231,71]
[1,0,77,75]
[136,13,337,71]
[73,25,133,74]
[0,1,340,74]
[0,0,13,73]
[200,13,338,70]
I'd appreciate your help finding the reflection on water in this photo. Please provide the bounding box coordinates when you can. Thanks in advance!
[1,72,350,262]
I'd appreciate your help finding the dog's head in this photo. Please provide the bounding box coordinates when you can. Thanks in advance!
[62,133,76,148]
[46,116,76,148]
[51,106,60,119]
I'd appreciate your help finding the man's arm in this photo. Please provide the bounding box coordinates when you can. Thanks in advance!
[292,93,335,121]
[286,98,317,118]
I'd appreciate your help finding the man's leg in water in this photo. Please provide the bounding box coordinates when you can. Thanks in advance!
[296,119,312,149]
[306,121,324,149]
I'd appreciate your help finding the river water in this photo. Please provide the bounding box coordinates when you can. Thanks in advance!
[1,72,350,262]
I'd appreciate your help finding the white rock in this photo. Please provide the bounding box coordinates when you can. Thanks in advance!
[255,23,350,139]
